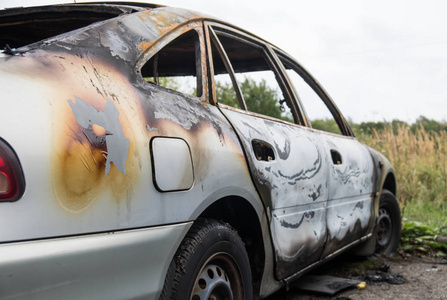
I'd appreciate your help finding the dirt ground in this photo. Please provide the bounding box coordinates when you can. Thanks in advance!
[266,252,447,300]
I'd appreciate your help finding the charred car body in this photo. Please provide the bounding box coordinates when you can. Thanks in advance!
[0,3,401,299]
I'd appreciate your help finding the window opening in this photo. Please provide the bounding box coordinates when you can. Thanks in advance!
[279,56,342,134]
[210,34,241,109]
[212,30,293,123]
[141,29,202,97]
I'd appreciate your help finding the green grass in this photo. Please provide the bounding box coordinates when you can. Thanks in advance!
[403,203,447,229]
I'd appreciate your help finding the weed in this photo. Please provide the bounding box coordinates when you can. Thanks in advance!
[359,126,447,229]
[359,125,447,255]
[400,221,447,257]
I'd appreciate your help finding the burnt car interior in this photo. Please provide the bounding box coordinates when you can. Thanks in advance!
[0,4,156,49]
[252,139,275,162]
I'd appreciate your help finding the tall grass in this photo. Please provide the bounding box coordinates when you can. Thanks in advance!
[358,126,447,228]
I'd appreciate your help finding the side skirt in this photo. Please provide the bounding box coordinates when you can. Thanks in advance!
[281,233,373,290]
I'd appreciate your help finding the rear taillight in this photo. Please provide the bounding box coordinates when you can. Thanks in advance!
[0,139,25,201]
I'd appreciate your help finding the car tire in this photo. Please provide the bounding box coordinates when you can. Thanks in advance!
[375,189,401,255]
[160,218,253,300]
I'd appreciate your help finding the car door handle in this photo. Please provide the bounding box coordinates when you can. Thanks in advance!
[252,139,275,161]
[330,149,342,165]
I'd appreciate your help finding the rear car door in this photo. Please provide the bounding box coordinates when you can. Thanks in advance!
[205,23,330,279]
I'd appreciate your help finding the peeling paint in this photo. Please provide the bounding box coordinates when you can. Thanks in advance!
[146,125,158,131]
[68,97,129,177]
[0,4,397,296]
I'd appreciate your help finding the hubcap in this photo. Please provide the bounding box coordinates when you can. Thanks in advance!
[190,250,246,300]
[191,264,233,300]
[377,207,392,247]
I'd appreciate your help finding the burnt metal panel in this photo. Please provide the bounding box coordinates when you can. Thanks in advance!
[319,133,375,257]
[220,108,329,280]
[0,7,259,244]
[0,3,153,48]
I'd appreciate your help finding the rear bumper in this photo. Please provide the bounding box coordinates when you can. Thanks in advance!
[0,222,191,299]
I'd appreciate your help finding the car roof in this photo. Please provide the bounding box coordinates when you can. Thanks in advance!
[0,1,162,10]
[0,3,203,49]
[0,2,273,50]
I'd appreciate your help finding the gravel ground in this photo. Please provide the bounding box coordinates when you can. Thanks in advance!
[266,253,447,300]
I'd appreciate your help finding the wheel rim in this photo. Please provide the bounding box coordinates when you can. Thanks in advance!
[376,207,392,247]
[191,253,243,300]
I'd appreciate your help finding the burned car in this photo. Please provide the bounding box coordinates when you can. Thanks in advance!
[0,2,401,299]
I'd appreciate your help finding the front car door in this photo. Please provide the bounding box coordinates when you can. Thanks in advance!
[276,53,376,257]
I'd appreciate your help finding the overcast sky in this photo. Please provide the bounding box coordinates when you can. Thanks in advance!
[2,0,446,123]
[158,0,447,123]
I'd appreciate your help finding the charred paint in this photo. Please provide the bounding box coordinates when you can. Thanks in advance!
[273,139,290,160]
[278,211,315,229]
[136,85,246,175]
[308,184,322,201]
[40,11,248,218]
[68,97,129,177]
[53,96,138,212]
[0,5,396,295]
[334,166,362,184]
[219,108,330,279]
[40,51,144,213]
[321,135,375,252]
[135,9,202,56]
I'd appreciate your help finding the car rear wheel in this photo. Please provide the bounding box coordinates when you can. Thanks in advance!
[375,189,401,255]
[160,218,253,300]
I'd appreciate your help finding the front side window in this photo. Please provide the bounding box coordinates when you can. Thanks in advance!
[210,27,294,123]
[279,55,343,135]
[141,29,203,98]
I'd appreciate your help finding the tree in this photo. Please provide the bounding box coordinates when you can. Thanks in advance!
[311,119,341,134]
[217,77,292,122]
[241,78,282,119]
[216,81,240,108]
[411,116,447,134]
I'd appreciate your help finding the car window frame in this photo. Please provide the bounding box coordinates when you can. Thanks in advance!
[204,21,304,126]
[273,49,355,137]
[135,21,208,101]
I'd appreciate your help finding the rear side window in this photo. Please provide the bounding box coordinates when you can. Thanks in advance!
[141,29,203,98]
[141,30,202,97]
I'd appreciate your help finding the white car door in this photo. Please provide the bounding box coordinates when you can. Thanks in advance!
[276,53,376,258]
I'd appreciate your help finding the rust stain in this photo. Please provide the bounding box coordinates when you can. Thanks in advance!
[136,10,202,58]
[137,40,152,52]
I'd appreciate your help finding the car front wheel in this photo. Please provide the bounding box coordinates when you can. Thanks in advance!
[160,218,253,300]
[375,189,401,255]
